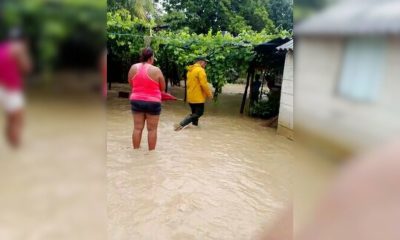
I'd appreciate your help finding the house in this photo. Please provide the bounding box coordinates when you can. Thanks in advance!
[295,0,400,151]
[276,40,294,140]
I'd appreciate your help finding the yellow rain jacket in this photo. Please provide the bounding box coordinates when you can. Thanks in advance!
[186,63,212,103]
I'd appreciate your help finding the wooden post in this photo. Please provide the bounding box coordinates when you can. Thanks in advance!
[249,70,256,109]
[259,70,266,100]
[240,68,253,114]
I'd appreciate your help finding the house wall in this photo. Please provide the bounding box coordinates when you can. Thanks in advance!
[277,51,294,139]
[295,36,400,149]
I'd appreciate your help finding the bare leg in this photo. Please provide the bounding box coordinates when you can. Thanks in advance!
[145,114,160,151]
[132,113,145,149]
[6,110,23,148]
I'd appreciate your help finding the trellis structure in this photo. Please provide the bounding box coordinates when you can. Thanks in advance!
[240,38,290,114]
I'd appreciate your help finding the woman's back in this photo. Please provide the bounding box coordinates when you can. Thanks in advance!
[0,42,22,90]
[130,63,161,103]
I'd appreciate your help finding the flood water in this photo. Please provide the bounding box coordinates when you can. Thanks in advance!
[107,84,293,240]
[0,95,106,240]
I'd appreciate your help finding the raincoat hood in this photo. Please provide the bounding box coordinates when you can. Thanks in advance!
[187,63,202,72]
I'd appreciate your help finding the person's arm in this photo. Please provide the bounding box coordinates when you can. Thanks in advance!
[198,69,213,99]
[128,65,136,88]
[99,50,107,74]
[15,43,32,75]
[157,68,166,93]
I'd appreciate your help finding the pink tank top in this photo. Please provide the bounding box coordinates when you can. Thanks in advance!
[0,42,22,91]
[130,63,161,102]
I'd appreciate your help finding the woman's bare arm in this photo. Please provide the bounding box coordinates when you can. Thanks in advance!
[158,68,166,93]
[13,42,32,74]
[128,65,137,87]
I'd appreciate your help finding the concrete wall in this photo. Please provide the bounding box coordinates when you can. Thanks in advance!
[295,37,400,149]
[278,51,294,139]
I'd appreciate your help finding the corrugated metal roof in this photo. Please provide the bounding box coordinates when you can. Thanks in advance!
[295,0,400,36]
[255,38,291,53]
[277,40,293,50]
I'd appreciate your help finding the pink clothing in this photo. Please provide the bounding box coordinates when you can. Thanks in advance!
[0,42,22,91]
[130,63,161,102]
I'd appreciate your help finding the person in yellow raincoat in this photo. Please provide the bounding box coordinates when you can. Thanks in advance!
[174,57,213,131]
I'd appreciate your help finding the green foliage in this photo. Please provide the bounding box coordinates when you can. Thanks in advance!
[250,91,281,119]
[107,0,155,20]
[296,0,330,10]
[294,0,333,22]
[154,29,286,97]
[1,0,105,74]
[268,0,293,31]
[230,0,275,33]
[159,12,186,31]
[107,9,154,63]
[107,7,292,98]
[162,0,277,35]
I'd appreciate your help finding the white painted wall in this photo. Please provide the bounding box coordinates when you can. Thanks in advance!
[278,51,294,135]
[295,36,400,148]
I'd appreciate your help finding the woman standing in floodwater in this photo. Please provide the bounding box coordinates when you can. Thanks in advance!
[128,47,166,151]
[0,29,32,148]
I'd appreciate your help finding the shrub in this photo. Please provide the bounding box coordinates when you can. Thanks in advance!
[250,91,281,119]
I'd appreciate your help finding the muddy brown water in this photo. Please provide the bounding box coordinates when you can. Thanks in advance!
[107,84,293,240]
[0,82,337,239]
[0,95,106,240]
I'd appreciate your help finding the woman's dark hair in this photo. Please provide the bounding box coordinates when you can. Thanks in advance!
[140,47,154,62]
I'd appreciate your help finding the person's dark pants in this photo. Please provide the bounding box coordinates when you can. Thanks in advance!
[180,103,205,127]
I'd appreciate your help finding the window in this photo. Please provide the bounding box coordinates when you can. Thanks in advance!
[338,38,386,102]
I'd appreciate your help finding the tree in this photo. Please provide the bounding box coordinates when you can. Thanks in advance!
[268,0,293,31]
[160,11,187,31]
[230,0,275,32]
[295,0,333,22]
[162,0,231,34]
[162,0,276,34]
[107,0,156,20]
